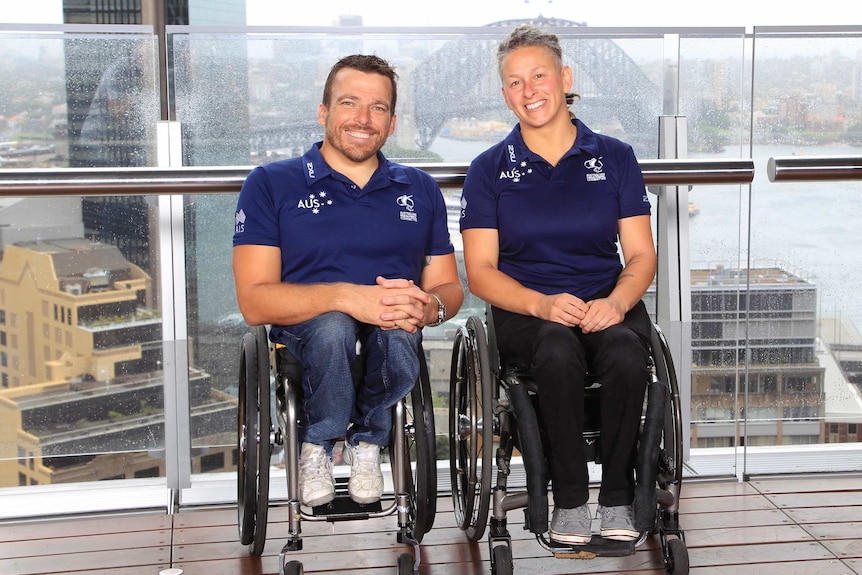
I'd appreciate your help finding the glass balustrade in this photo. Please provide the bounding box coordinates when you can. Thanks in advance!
[0,23,859,518]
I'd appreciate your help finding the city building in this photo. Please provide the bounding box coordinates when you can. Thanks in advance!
[688,266,825,447]
[0,238,235,486]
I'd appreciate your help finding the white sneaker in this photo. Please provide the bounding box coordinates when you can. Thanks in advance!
[344,441,384,504]
[299,442,334,507]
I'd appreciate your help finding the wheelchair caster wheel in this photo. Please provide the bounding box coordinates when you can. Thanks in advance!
[666,538,689,574]
[491,545,513,575]
[282,559,303,575]
[397,552,415,574]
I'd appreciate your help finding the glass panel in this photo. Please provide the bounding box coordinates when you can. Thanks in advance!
[0,28,167,506]
[0,28,159,169]
[746,28,862,472]
[678,34,751,476]
[0,197,168,490]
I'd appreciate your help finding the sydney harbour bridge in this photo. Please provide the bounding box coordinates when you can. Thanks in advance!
[248,17,662,161]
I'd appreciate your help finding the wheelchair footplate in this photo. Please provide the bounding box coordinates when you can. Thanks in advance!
[311,494,383,519]
[542,534,637,559]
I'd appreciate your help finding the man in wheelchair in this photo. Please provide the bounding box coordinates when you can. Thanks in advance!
[233,54,463,508]
[460,25,657,545]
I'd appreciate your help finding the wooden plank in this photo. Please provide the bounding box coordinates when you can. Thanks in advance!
[0,547,171,575]
[0,513,170,543]
[690,541,836,568]
[690,559,862,575]
[750,476,862,495]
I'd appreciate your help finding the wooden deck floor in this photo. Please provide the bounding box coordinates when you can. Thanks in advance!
[1,474,861,575]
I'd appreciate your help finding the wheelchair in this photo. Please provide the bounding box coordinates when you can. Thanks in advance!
[236,324,437,575]
[449,308,689,575]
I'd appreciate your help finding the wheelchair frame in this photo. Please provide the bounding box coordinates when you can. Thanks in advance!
[449,312,689,575]
[236,325,438,575]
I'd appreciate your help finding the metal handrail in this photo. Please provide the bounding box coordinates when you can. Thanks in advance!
[767,155,862,182]
[0,158,754,197]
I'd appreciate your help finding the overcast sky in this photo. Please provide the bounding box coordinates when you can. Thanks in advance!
[0,0,854,30]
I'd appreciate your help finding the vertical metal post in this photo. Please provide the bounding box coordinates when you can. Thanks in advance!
[654,115,692,461]
[157,121,191,510]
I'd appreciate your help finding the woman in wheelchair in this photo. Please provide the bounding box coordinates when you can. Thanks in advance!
[460,24,657,546]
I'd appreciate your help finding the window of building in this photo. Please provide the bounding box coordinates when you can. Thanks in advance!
[783,406,819,420]
[747,407,778,421]
[784,376,814,393]
[200,452,225,473]
[134,467,160,478]
[709,376,735,394]
[18,473,27,487]
[782,435,820,445]
[17,446,25,465]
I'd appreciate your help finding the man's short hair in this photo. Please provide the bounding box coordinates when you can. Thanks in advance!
[322,54,399,112]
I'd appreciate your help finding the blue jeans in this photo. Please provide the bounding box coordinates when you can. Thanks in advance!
[275,312,421,454]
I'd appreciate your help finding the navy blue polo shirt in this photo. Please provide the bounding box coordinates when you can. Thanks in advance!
[234,143,454,325]
[459,119,650,301]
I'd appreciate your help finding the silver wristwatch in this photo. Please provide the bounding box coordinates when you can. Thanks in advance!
[427,293,446,327]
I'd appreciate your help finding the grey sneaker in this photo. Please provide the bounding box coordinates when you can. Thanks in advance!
[549,504,592,545]
[299,442,334,507]
[598,504,638,541]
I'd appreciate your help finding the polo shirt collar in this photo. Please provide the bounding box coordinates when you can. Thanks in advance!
[301,142,410,192]
[503,118,601,166]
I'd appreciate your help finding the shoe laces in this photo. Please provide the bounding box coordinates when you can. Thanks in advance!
[556,504,590,523]
[600,505,632,522]
[301,447,330,477]
[351,444,380,474]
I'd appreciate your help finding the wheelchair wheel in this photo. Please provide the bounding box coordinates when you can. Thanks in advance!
[236,325,272,556]
[449,315,494,542]
[651,325,684,487]
[283,559,304,575]
[403,351,437,541]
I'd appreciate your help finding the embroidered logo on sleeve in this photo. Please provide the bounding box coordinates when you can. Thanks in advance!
[585,157,606,181]
[235,209,246,233]
[397,194,417,222]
